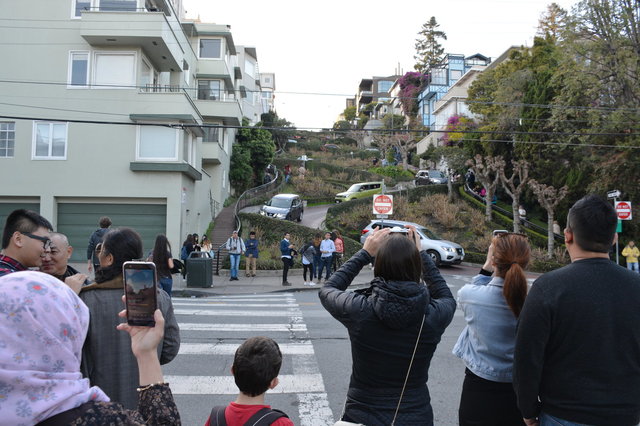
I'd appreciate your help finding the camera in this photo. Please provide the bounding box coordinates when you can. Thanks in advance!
[389,226,409,234]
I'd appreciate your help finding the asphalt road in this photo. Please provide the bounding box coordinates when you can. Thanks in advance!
[163,267,473,426]
[240,203,332,230]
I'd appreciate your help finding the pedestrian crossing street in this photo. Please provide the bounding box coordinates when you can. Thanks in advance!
[164,293,336,425]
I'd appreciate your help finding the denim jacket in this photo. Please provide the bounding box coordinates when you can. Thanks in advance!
[452,274,517,383]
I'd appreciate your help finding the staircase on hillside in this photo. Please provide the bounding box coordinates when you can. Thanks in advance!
[209,204,236,275]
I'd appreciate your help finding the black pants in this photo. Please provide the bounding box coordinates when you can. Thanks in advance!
[458,368,525,426]
[282,257,293,282]
[303,263,313,281]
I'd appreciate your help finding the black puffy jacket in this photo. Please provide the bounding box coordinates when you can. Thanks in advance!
[319,249,456,426]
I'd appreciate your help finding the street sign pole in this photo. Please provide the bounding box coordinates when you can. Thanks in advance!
[608,190,620,264]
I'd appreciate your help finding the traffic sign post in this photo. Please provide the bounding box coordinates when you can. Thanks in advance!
[615,201,633,220]
[373,194,393,217]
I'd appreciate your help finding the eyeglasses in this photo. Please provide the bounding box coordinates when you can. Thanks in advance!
[95,243,103,255]
[22,232,52,250]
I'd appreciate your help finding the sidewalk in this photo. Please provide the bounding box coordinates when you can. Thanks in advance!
[171,267,377,297]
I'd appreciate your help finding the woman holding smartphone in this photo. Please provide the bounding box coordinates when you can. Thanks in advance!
[80,227,180,409]
[453,232,530,425]
[0,271,181,424]
[319,226,456,425]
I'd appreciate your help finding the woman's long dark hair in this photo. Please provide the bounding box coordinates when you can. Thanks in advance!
[374,234,422,283]
[493,234,531,317]
[95,227,143,283]
[152,234,171,277]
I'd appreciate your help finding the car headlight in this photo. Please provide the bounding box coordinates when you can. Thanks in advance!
[259,210,266,216]
[275,213,287,218]
[441,246,455,252]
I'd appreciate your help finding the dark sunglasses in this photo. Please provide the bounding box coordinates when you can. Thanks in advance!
[22,232,52,250]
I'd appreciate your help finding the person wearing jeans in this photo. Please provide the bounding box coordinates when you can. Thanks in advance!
[622,241,639,273]
[280,233,294,286]
[319,232,335,281]
[225,230,245,281]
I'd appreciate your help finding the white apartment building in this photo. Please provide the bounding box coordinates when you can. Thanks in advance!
[0,0,248,260]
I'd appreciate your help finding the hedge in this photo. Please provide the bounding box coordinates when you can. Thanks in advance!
[272,157,392,186]
[236,213,362,269]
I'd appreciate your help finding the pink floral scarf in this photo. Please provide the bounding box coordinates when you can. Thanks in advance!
[0,271,109,424]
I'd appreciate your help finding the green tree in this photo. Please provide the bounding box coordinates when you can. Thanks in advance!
[536,2,568,41]
[237,118,276,184]
[343,106,357,122]
[259,110,296,151]
[414,17,447,73]
[229,146,252,194]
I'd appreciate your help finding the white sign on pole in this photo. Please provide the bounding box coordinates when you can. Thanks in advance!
[373,194,393,216]
[615,201,633,220]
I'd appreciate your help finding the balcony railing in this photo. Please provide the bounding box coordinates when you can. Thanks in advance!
[140,84,182,93]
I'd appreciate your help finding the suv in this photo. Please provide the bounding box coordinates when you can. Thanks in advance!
[259,194,304,221]
[415,170,448,185]
[360,219,465,266]
[335,182,385,203]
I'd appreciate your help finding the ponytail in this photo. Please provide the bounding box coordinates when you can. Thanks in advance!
[493,234,531,318]
[503,262,527,317]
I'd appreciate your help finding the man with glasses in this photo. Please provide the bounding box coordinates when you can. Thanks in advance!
[0,209,53,277]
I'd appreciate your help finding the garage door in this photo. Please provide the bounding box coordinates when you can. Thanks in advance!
[0,202,41,235]
[57,203,167,262]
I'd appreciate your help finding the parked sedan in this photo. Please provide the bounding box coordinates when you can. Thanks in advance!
[259,194,304,221]
[360,219,464,266]
[415,169,448,185]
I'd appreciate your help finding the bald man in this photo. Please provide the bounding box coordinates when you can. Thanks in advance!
[40,232,88,293]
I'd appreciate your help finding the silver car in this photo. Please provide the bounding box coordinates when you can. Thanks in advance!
[360,219,464,266]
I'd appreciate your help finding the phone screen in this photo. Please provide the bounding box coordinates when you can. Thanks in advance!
[123,262,157,327]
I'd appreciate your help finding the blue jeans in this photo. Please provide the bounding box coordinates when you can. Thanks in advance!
[229,253,241,278]
[540,412,593,426]
[159,276,173,296]
[312,256,322,279]
[627,262,639,272]
[319,256,333,279]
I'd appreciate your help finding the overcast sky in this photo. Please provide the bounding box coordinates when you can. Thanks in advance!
[183,0,578,130]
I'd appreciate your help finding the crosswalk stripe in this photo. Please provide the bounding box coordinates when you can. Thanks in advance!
[297,393,335,426]
[166,374,325,394]
[176,294,295,300]
[172,302,299,308]
[178,342,315,355]
[179,323,307,332]
[174,309,301,317]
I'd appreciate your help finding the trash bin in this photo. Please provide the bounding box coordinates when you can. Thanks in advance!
[186,251,213,288]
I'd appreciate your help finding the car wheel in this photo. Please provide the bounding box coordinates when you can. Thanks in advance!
[427,250,441,266]
[297,211,303,222]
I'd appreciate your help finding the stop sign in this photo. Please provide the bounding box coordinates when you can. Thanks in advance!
[373,194,393,215]
[615,201,633,220]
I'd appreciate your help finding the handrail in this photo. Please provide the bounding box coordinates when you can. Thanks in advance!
[214,242,226,276]
[463,183,565,243]
[233,170,282,234]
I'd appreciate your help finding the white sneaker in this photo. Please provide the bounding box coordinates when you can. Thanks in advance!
[308,281,316,286]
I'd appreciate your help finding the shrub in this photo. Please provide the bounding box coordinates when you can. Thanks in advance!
[369,166,414,180]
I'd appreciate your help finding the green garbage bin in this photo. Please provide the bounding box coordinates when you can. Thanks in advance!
[186,251,213,288]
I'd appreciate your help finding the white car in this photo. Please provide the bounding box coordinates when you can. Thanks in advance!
[360,219,465,266]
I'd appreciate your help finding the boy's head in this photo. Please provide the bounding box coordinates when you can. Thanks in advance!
[232,337,282,397]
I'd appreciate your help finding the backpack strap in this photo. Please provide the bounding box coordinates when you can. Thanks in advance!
[245,407,289,426]
[209,405,228,426]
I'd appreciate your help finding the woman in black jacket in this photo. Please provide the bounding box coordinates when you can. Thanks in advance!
[319,226,456,426]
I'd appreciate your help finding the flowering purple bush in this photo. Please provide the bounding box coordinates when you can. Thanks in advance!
[398,72,429,116]
[442,114,476,146]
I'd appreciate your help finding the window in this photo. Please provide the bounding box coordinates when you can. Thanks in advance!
[203,126,220,143]
[261,91,272,100]
[377,81,393,93]
[199,39,222,59]
[198,80,222,100]
[68,51,89,87]
[33,122,67,160]
[0,122,15,158]
[98,0,138,11]
[450,69,463,81]
[94,52,136,88]
[432,68,447,85]
[73,0,91,17]
[138,126,178,160]
[244,59,255,78]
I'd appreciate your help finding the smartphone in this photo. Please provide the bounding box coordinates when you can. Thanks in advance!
[493,229,509,236]
[123,261,158,327]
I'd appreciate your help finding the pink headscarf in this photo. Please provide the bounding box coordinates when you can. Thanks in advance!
[0,271,109,424]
